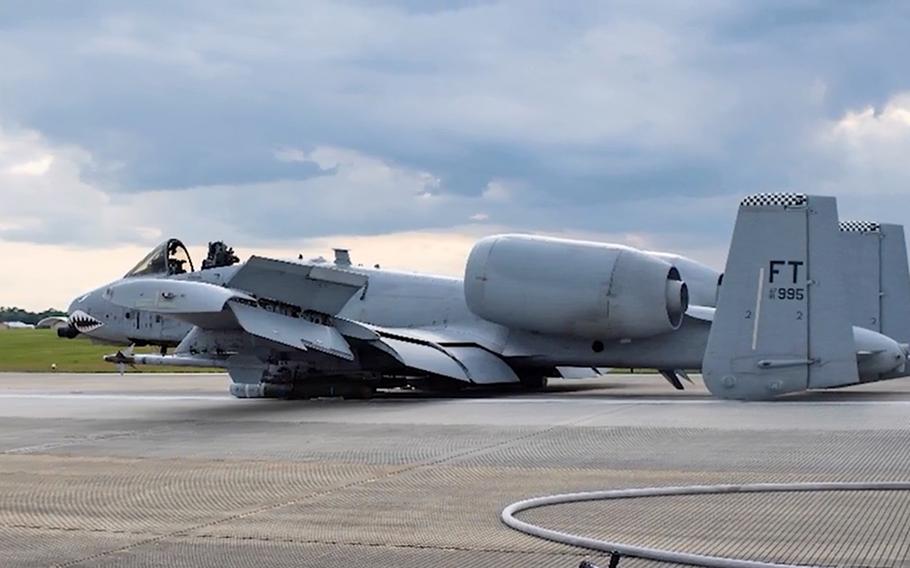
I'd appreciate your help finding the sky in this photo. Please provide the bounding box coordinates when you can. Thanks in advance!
[3,1,910,310]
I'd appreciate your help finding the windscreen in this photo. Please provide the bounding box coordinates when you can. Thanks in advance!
[124,239,194,277]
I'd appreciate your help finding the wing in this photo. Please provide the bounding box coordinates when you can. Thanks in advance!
[104,274,361,360]
[105,271,520,384]
[227,256,367,314]
[350,323,520,385]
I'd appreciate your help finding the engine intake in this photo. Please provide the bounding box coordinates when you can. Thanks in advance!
[464,235,688,340]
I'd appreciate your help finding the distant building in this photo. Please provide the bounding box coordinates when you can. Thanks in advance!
[2,321,35,330]
[36,316,69,331]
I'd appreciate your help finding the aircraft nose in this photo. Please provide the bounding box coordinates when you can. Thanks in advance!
[58,291,105,338]
[58,297,84,338]
[67,310,104,334]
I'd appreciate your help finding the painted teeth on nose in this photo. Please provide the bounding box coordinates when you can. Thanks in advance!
[68,310,104,333]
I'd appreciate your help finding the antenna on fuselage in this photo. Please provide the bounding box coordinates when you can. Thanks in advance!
[333,248,352,267]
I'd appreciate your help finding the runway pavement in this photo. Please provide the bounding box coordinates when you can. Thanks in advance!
[1,372,909,567]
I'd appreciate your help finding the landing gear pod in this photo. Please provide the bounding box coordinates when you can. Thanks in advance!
[464,234,688,340]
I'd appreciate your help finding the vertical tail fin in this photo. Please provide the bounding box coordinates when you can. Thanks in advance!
[703,193,859,400]
[839,221,910,345]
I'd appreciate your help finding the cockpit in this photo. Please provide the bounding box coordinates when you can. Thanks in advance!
[125,239,195,278]
[124,239,241,278]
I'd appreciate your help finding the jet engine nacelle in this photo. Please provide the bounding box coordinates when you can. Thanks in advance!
[464,234,688,340]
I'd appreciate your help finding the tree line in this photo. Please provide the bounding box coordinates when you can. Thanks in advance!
[0,307,66,325]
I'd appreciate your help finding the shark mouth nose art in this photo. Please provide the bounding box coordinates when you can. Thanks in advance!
[69,310,104,333]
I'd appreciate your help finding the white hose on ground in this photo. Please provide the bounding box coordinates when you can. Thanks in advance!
[501,481,910,568]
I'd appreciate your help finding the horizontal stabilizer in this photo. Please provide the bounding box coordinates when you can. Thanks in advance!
[852,325,906,379]
[228,256,367,314]
[685,305,715,322]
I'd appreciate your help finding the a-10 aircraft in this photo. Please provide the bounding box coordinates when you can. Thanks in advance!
[62,238,721,397]
[59,193,910,400]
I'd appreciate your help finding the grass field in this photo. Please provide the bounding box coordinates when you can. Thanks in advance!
[0,329,217,373]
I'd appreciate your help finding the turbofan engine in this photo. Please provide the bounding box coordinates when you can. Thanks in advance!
[464,234,688,340]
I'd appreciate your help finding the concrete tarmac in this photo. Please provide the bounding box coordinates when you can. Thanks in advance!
[1,372,909,567]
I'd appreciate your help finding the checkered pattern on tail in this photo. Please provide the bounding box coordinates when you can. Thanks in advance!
[740,192,808,208]
[839,220,881,233]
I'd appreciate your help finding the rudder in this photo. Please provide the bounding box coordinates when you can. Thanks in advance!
[839,221,910,345]
[703,193,859,399]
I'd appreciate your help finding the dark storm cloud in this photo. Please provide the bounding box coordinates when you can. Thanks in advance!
[2,0,910,247]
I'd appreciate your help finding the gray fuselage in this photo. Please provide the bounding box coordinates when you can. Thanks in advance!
[68,259,711,371]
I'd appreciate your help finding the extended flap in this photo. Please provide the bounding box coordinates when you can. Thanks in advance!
[333,317,381,341]
[380,337,468,381]
[230,301,353,360]
[444,346,520,384]
[363,323,510,353]
[374,326,518,384]
[228,256,367,314]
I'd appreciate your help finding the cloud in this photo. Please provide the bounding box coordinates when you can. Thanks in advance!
[0,126,157,246]
[0,228,488,312]
[0,1,854,199]
[0,124,504,246]
[6,155,53,176]
[0,241,160,311]
[4,3,906,199]
[823,94,910,191]
[481,180,513,202]
[2,1,910,307]
[797,91,910,224]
